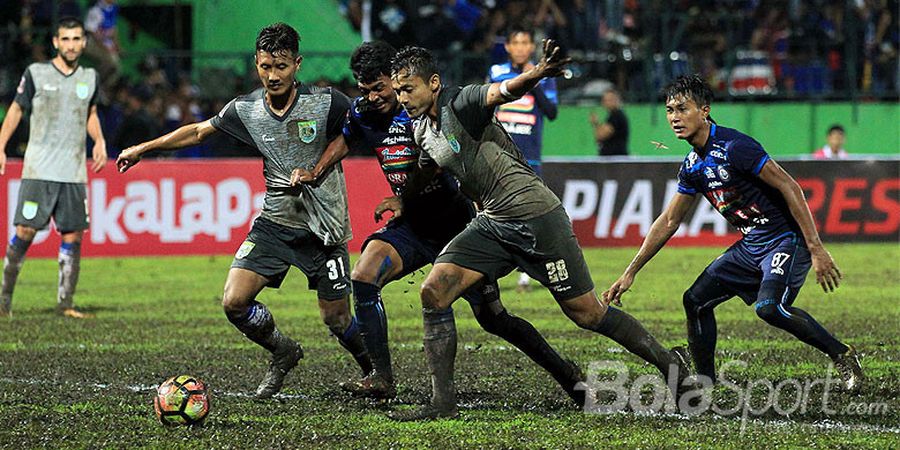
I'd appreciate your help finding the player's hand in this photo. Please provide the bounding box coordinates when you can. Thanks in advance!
[91,140,108,173]
[0,152,6,176]
[116,146,143,173]
[533,39,572,79]
[810,246,842,293]
[602,273,634,306]
[589,111,600,126]
[374,196,403,223]
[291,167,316,186]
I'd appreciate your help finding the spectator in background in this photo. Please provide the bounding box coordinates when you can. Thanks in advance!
[812,124,849,159]
[488,26,559,292]
[84,0,120,95]
[113,86,161,153]
[590,89,629,156]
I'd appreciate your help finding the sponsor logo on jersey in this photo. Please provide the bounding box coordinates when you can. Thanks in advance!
[708,181,723,188]
[379,145,416,161]
[297,120,317,143]
[705,166,716,179]
[386,172,408,185]
[718,166,730,180]
[709,150,726,160]
[76,82,90,100]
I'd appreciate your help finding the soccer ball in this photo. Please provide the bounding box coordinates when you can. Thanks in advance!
[153,375,210,426]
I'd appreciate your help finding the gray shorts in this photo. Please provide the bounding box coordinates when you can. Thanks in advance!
[231,217,351,300]
[435,206,594,301]
[13,179,89,232]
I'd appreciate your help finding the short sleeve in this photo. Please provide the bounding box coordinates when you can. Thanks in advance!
[676,164,696,195]
[327,88,352,142]
[89,71,100,106]
[342,100,367,154]
[450,84,494,137]
[730,138,770,176]
[210,98,256,149]
[13,68,36,110]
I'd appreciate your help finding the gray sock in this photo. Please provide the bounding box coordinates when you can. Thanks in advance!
[57,242,81,310]
[2,236,32,310]
[423,307,457,409]
[226,300,284,352]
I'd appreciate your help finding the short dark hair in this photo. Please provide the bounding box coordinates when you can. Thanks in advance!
[391,46,438,80]
[256,23,300,56]
[827,124,845,134]
[351,41,397,84]
[55,16,84,36]
[506,26,534,42]
[662,74,714,107]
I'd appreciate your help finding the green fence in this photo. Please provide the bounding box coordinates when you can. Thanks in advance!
[545,103,900,158]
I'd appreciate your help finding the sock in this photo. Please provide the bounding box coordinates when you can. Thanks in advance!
[684,296,719,380]
[57,241,82,310]
[352,280,392,380]
[592,306,675,376]
[226,300,284,352]
[423,307,457,409]
[1,236,32,310]
[756,300,849,357]
[475,304,578,392]
[334,316,374,376]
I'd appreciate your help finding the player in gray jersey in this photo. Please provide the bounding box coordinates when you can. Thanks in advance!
[388,42,693,420]
[117,23,372,399]
[0,17,108,319]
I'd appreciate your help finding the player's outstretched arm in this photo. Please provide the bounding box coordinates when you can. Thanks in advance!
[603,192,697,305]
[86,105,108,173]
[117,119,218,173]
[758,159,842,293]
[484,39,572,109]
[290,134,350,186]
[0,101,25,176]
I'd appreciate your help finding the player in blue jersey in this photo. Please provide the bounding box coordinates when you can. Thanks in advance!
[488,27,558,292]
[603,75,863,392]
[293,41,585,403]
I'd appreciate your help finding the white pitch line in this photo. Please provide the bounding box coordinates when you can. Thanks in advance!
[0,377,310,400]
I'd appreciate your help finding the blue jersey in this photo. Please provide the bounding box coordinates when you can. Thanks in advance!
[488,62,558,171]
[342,98,473,239]
[676,124,801,245]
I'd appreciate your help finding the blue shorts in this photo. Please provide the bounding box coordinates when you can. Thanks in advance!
[705,233,812,306]
[362,218,490,305]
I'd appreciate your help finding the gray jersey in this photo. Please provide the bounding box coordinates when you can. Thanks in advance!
[210,84,352,246]
[14,62,99,183]
[413,85,560,221]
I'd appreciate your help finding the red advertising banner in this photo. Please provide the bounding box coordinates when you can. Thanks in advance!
[543,159,900,247]
[1,159,392,257]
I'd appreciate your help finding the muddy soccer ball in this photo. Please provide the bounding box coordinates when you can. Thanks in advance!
[153,375,210,426]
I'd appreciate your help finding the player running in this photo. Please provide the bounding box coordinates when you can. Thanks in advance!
[0,17,108,319]
[388,41,692,420]
[294,41,584,403]
[603,74,863,392]
[116,23,371,399]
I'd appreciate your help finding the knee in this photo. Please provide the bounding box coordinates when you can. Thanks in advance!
[350,263,378,285]
[473,307,505,335]
[755,300,782,323]
[420,279,452,310]
[570,310,600,330]
[16,227,37,242]
[221,288,249,317]
[682,290,698,314]
[322,307,351,334]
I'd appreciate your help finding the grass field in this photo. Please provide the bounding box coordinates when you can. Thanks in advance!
[0,244,897,449]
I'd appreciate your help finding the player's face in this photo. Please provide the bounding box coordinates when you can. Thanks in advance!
[358,74,397,114]
[666,95,709,141]
[505,32,535,67]
[53,26,86,65]
[392,68,439,119]
[256,50,301,97]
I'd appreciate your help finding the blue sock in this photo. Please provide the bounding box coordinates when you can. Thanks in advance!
[352,280,392,380]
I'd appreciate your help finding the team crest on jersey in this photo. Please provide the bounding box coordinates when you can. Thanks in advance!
[718,165,730,180]
[297,120,317,143]
[446,133,461,153]
[76,82,90,100]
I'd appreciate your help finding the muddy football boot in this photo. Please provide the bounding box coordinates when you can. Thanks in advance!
[387,403,459,421]
[340,372,397,399]
[669,346,700,410]
[255,338,303,399]
[832,345,864,393]
[560,359,587,407]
